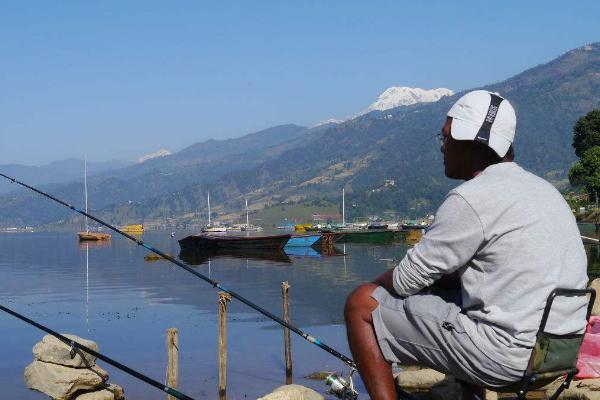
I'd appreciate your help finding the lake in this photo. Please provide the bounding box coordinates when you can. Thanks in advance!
[0,229,598,399]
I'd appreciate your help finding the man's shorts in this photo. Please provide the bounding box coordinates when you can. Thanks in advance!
[370,286,526,388]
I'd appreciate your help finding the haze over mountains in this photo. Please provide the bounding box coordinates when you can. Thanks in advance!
[1,43,599,228]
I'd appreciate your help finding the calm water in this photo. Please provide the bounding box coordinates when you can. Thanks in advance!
[0,231,406,399]
[0,230,598,399]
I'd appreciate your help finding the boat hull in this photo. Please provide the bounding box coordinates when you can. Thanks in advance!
[121,224,144,234]
[285,234,321,247]
[78,232,111,241]
[335,230,396,244]
[179,234,291,251]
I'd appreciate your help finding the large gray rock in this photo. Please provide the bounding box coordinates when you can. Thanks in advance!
[24,360,108,400]
[257,384,324,400]
[589,279,600,316]
[33,334,98,368]
[74,389,115,400]
[73,384,125,400]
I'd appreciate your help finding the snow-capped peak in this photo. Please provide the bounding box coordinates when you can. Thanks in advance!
[138,149,172,163]
[313,86,454,127]
[364,87,454,113]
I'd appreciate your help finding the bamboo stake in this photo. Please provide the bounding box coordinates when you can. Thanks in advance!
[166,328,179,400]
[281,281,292,384]
[218,291,232,400]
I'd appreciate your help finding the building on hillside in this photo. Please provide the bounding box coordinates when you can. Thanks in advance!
[312,213,342,225]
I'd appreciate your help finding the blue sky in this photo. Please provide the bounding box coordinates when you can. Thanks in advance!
[1,1,599,165]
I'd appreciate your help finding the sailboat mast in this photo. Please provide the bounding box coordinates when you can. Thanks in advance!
[246,198,249,227]
[207,192,211,226]
[342,188,345,226]
[84,158,89,232]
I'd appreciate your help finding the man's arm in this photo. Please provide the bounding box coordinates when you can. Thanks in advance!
[372,269,395,293]
[391,192,484,296]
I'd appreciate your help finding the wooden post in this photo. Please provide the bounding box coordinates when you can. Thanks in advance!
[218,291,232,400]
[166,328,179,400]
[322,233,334,256]
[281,281,292,384]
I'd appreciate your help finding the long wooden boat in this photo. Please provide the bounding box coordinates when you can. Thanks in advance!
[179,233,291,251]
[78,232,111,241]
[335,229,396,244]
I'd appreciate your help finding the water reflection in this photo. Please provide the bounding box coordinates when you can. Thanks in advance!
[180,246,292,265]
[1,230,598,399]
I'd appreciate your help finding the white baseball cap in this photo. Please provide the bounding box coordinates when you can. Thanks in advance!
[447,90,516,157]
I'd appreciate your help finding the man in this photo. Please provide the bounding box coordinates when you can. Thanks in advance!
[344,90,588,400]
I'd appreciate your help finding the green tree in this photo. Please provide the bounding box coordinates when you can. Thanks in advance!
[569,146,600,203]
[572,109,600,158]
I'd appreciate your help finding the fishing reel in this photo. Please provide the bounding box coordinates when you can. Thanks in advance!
[325,369,359,400]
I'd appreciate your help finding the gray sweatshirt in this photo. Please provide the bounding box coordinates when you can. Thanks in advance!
[393,162,588,370]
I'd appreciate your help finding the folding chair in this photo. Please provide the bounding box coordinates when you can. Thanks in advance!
[461,288,596,400]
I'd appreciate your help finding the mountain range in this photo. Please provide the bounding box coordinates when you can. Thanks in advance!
[1,43,599,228]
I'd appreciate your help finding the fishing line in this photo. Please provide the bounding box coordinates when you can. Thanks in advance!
[0,304,193,400]
[0,173,418,400]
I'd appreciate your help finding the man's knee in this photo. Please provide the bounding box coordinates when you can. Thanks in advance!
[344,283,379,323]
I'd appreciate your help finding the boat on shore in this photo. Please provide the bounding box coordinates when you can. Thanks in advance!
[179,233,292,251]
[285,233,321,247]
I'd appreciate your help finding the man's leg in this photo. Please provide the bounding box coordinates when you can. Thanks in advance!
[345,283,397,400]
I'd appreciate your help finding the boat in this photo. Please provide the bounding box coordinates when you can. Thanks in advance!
[78,159,111,242]
[284,246,322,258]
[294,224,314,232]
[335,229,397,244]
[240,198,263,231]
[276,222,295,230]
[78,232,111,241]
[179,233,292,251]
[201,192,227,233]
[368,224,388,230]
[285,234,321,247]
[401,221,430,230]
[121,224,144,234]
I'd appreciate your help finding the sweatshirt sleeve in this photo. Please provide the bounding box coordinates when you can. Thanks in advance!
[393,192,484,297]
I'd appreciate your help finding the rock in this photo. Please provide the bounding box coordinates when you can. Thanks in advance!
[589,279,600,316]
[105,383,125,400]
[542,377,600,400]
[395,368,446,389]
[33,334,98,368]
[257,384,324,400]
[73,389,115,400]
[24,360,108,400]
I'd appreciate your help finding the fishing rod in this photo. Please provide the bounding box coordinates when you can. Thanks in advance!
[0,173,417,400]
[0,303,193,400]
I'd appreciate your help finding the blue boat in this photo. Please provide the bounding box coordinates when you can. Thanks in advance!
[284,246,321,258]
[284,234,321,247]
